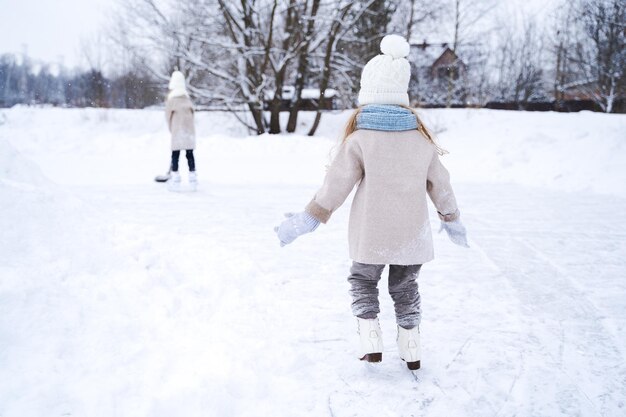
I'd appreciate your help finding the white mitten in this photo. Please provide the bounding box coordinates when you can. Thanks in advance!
[439,219,469,248]
[274,212,320,247]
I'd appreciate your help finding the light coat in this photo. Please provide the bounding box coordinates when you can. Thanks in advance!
[165,95,196,151]
[305,129,459,265]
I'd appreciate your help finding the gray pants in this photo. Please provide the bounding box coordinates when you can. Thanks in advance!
[348,262,422,329]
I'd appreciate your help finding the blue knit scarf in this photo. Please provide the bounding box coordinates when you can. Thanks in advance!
[356,104,418,131]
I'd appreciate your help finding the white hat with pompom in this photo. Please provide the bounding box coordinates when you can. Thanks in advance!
[168,70,189,99]
[169,71,187,91]
[358,34,411,106]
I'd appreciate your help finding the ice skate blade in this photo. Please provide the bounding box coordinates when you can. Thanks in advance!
[404,360,420,370]
[359,353,382,363]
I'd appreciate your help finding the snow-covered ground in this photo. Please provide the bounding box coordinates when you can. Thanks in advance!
[1,107,625,417]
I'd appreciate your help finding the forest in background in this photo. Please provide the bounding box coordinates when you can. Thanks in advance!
[0,0,624,135]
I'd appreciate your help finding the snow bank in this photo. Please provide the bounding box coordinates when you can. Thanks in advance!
[1,106,624,196]
[422,109,626,197]
[0,137,106,267]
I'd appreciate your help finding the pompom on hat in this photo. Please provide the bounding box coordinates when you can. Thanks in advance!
[358,34,411,106]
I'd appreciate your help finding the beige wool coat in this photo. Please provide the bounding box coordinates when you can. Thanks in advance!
[165,95,196,151]
[305,129,459,266]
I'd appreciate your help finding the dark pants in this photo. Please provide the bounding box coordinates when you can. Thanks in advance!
[171,150,195,172]
[347,262,422,329]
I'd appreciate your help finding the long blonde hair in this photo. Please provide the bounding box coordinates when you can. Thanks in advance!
[341,105,448,156]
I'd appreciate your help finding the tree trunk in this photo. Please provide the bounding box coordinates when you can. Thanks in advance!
[308,4,353,136]
[405,0,417,40]
[308,44,334,136]
[248,101,266,135]
[287,0,321,133]
[268,0,297,134]
[269,100,282,133]
[269,70,286,134]
[286,68,305,133]
[453,0,460,52]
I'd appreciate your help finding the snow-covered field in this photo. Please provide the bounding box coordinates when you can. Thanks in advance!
[1,106,625,417]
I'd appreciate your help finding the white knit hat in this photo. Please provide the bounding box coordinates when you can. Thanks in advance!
[168,71,189,98]
[169,71,187,90]
[357,34,411,106]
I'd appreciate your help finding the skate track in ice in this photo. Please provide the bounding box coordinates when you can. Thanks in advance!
[1,107,625,416]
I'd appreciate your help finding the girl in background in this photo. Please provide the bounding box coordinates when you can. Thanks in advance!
[165,71,197,190]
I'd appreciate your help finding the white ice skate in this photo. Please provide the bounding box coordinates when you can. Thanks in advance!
[397,325,420,370]
[188,171,197,191]
[167,171,181,191]
[357,317,383,363]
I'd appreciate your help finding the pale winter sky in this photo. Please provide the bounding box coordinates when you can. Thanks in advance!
[0,0,553,69]
[0,0,109,68]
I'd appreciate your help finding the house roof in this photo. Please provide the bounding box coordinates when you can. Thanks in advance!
[409,42,463,68]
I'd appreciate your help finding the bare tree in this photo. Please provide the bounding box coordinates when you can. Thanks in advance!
[551,3,577,105]
[398,0,443,41]
[286,0,321,133]
[110,0,201,86]
[493,16,548,107]
[214,0,277,133]
[266,0,303,134]
[112,0,272,133]
[443,0,496,107]
[113,0,362,134]
[307,1,382,136]
[568,0,625,112]
[449,0,497,51]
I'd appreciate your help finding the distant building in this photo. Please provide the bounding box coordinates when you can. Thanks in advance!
[558,80,598,101]
[408,41,467,107]
[264,86,338,111]
[557,79,624,112]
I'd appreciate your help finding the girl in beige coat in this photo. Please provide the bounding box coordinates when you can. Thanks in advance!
[165,71,196,188]
[274,35,469,371]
